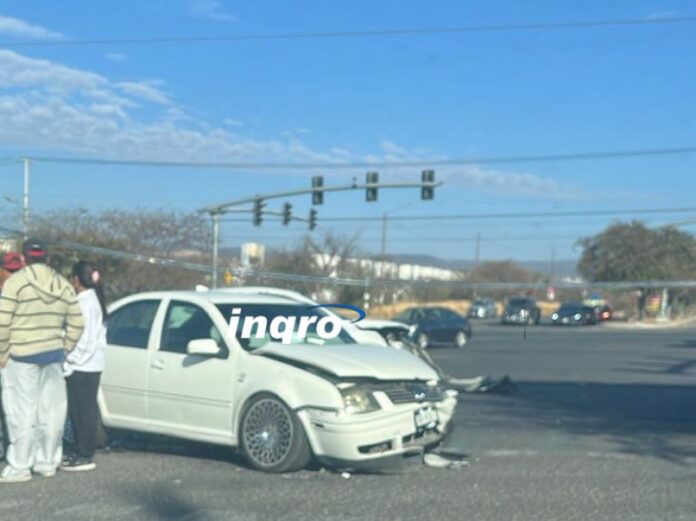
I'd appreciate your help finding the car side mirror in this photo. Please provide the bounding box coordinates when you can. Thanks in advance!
[186,338,221,357]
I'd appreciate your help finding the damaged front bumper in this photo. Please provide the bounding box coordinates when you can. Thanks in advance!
[297,392,458,471]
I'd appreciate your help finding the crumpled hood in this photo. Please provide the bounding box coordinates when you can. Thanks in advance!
[254,342,439,381]
[23,264,74,304]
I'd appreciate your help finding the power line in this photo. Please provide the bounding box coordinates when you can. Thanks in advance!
[2,16,695,48]
[319,207,696,222]
[21,145,696,170]
[217,233,582,243]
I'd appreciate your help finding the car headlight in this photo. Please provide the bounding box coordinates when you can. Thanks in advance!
[340,386,381,414]
[574,313,582,320]
[552,313,559,319]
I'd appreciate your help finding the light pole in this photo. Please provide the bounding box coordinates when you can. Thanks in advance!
[211,212,221,288]
[379,202,413,278]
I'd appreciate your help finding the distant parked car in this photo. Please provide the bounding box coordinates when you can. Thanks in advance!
[551,302,598,326]
[393,307,472,349]
[501,297,541,325]
[468,298,498,319]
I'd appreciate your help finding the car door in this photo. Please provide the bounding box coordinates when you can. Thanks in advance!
[424,308,447,343]
[441,309,465,341]
[101,299,161,430]
[146,298,236,443]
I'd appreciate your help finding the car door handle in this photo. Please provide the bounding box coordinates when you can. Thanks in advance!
[150,359,166,371]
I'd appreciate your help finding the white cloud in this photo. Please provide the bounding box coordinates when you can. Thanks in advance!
[116,80,170,105]
[0,15,64,40]
[106,53,127,63]
[189,0,236,22]
[444,164,583,200]
[0,49,578,200]
[223,118,243,127]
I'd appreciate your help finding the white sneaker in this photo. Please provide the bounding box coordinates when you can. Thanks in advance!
[0,467,32,483]
[34,469,57,478]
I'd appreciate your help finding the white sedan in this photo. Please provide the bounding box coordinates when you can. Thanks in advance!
[99,287,458,472]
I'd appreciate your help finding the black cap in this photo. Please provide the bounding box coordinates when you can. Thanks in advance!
[22,238,48,261]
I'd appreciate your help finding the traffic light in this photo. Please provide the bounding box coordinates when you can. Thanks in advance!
[253,199,266,226]
[309,208,317,231]
[311,176,324,205]
[366,172,378,202]
[282,202,292,226]
[421,170,435,200]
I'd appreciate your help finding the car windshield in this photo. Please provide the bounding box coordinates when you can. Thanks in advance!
[216,303,356,351]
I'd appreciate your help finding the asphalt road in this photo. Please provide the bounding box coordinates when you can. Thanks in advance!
[2,323,696,521]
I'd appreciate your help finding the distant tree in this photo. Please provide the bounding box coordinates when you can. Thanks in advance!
[465,260,544,300]
[577,221,696,281]
[577,221,696,319]
[258,232,368,304]
[468,260,543,284]
[32,208,211,300]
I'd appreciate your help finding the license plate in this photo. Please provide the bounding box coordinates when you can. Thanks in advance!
[414,406,439,429]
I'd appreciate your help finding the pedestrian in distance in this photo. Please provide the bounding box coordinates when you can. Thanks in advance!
[62,261,107,472]
[0,252,25,461]
[0,239,85,483]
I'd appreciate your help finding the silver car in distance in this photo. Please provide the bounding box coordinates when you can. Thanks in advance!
[99,287,458,473]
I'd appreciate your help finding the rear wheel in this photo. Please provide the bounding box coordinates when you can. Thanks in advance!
[454,331,468,348]
[240,393,311,473]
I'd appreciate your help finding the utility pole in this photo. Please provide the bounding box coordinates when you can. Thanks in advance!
[474,232,481,268]
[380,213,387,278]
[549,246,556,283]
[211,212,220,288]
[22,158,30,239]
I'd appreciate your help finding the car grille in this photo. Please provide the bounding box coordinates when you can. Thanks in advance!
[377,382,447,405]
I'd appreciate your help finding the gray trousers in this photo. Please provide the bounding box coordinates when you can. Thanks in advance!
[1,359,66,476]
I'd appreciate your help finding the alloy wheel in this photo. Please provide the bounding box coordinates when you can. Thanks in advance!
[242,398,294,468]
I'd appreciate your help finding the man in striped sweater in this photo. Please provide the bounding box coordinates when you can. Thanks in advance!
[0,240,84,483]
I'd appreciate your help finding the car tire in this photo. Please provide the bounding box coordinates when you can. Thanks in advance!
[416,332,430,350]
[240,393,311,473]
[454,331,468,348]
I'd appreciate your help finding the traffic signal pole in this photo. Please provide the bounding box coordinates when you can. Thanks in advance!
[201,177,441,287]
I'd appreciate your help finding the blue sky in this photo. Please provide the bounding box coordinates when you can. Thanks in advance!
[0,1,695,262]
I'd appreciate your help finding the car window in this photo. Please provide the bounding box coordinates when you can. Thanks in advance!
[107,300,160,349]
[425,308,444,320]
[440,309,459,320]
[411,309,426,321]
[160,300,228,357]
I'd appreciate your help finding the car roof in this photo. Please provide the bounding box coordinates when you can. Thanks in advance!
[117,286,314,306]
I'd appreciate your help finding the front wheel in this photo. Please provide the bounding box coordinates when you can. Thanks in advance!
[240,393,311,473]
[454,331,468,348]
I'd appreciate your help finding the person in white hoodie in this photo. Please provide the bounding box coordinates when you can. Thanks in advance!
[62,261,107,472]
